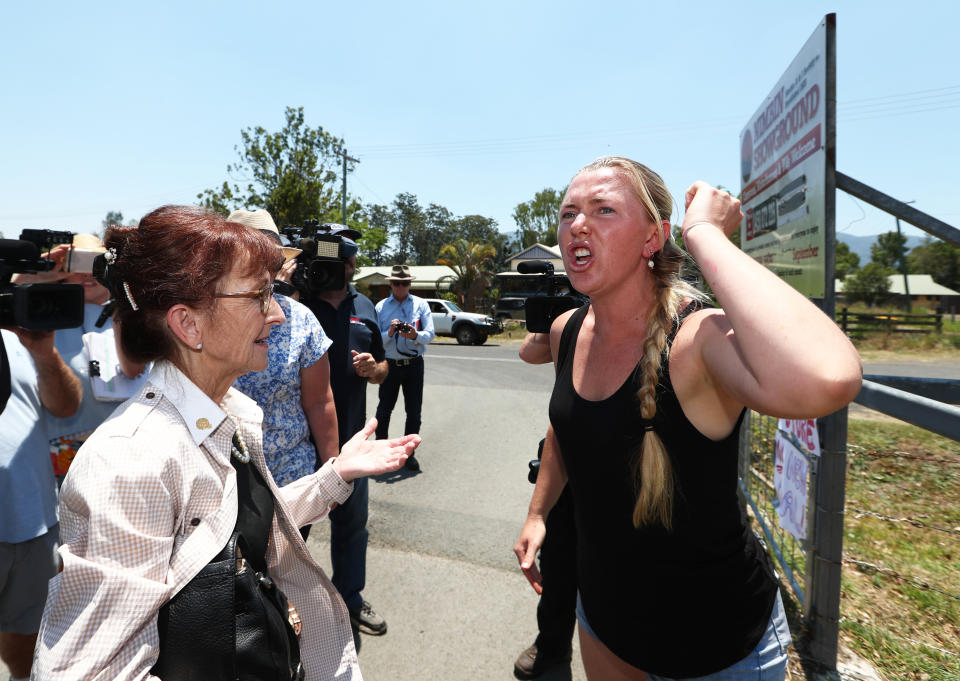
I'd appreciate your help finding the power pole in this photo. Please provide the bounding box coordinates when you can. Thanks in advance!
[895,199,915,312]
[339,149,359,226]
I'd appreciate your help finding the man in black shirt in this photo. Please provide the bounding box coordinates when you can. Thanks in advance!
[301,226,390,643]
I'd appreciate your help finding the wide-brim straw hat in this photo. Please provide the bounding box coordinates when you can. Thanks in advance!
[386,264,416,281]
[72,233,106,252]
[227,209,302,261]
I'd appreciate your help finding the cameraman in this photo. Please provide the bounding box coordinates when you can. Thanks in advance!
[0,326,82,681]
[512,332,577,679]
[298,224,390,644]
[40,237,145,479]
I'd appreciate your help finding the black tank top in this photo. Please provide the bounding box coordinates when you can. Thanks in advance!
[550,303,778,678]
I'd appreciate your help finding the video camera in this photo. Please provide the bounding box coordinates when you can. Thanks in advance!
[0,229,85,331]
[517,260,588,333]
[281,219,349,294]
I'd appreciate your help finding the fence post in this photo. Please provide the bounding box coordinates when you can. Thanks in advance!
[936,309,943,334]
[807,15,844,673]
[806,408,848,672]
[840,307,848,334]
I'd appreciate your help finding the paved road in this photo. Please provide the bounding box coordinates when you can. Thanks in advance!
[307,339,584,681]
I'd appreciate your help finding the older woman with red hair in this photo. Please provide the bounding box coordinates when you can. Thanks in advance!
[34,205,419,681]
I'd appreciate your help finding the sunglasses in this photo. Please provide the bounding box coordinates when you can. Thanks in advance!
[391,281,411,287]
[214,283,274,314]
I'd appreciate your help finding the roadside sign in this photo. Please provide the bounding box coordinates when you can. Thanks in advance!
[740,18,832,298]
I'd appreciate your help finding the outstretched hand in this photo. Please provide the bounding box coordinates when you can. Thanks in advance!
[513,516,547,594]
[682,181,742,239]
[335,418,421,482]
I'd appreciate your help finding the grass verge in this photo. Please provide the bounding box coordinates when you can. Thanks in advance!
[777,419,960,680]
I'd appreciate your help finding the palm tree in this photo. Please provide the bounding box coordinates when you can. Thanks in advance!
[436,238,496,311]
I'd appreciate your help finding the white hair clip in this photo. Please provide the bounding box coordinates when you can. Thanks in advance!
[104,247,117,265]
[122,281,139,311]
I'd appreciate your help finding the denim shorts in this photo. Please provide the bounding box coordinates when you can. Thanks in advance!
[576,589,791,681]
[0,524,60,634]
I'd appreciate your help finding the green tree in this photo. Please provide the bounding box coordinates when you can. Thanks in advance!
[374,193,504,267]
[835,240,860,280]
[870,231,907,270]
[512,188,563,249]
[198,107,350,229]
[436,239,497,310]
[844,262,893,307]
[102,211,124,229]
[387,193,427,264]
[907,237,960,290]
[362,204,394,266]
[451,215,509,270]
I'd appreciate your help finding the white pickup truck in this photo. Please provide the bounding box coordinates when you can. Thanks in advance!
[426,298,502,345]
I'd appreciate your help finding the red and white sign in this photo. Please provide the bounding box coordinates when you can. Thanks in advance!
[739,17,830,297]
[778,418,821,458]
[774,433,811,540]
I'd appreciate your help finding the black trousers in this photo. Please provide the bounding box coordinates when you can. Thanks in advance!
[375,357,424,438]
[536,486,578,655]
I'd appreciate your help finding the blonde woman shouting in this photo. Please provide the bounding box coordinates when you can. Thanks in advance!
[514,157,861,681]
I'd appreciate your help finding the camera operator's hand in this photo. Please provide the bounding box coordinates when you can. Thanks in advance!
[9,244,70,285]
[1,327,56,359]
[276,258,297,285]
[519,333,552,365]
[388,319,400,338]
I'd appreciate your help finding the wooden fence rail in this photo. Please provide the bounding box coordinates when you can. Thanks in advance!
[836,308,943,335]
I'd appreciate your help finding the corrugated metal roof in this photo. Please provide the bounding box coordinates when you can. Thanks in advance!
[836,273,960,296]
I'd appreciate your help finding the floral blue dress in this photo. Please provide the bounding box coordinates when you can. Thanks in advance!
[234,295,332,486]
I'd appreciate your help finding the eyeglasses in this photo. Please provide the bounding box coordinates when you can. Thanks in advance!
[391,281,411,287]
[214,283,274,314]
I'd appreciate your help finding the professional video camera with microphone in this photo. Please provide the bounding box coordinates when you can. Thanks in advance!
[281,219,358,294]
[517,260,588,333]
[0,229,85,331]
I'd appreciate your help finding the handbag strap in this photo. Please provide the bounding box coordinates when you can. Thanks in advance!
[230,434,275,574]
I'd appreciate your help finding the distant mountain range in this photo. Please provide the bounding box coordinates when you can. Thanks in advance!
[836,233,927,265]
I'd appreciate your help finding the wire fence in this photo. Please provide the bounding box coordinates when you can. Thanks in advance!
[738,412,813,604]
[737,410,960,674]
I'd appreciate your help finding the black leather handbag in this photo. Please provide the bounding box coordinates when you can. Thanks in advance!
[152,447,304,681]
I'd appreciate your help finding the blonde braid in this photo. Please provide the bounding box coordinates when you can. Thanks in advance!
[632,277,683,529]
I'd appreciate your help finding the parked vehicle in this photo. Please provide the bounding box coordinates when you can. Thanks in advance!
[426,298,502,345]
[494,297,526,321]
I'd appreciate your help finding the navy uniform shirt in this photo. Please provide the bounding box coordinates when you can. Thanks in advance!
[305,285,385,447]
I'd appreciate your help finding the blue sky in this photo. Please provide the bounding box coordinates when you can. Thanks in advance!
[2,1,957,243]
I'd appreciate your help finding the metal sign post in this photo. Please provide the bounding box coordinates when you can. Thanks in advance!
[740,14,845,673]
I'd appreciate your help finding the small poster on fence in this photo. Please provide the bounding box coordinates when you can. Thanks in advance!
[777,418,820,457]
[774,432,810,540]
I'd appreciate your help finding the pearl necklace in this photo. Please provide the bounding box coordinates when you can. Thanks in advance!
[220,403,251,464]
